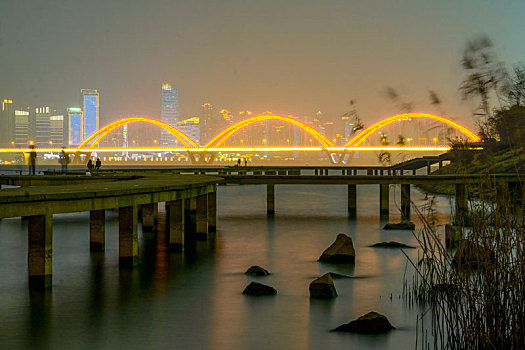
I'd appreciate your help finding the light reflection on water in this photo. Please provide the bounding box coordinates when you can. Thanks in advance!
[0,184,451,349]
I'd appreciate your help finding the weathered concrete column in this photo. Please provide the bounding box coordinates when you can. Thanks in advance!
[168,199,184,251]
[401,184,411,221]
[427,161,431,175]
[412,169,417,175]
[455,183,468,225]
[89,210,105,251]
[348,184,357,218]
[119,205,138,267]
[267,183,275,215]
[380,184,389,219]
[439,160,443,168]
[196,194,208,240]
[185,197,197,237]
[28,213,53,289]
[208,191,217,232]
[141,203,158,231]
[314,169,319,175]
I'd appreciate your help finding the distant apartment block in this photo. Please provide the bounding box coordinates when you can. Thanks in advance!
[67,107,83,146]
[81,89,99,140]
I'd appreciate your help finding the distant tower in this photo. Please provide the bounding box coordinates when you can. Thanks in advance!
[200,102,214,145]
[49,114,65,146]
[14,108,31,146]
[67,107,83,146]
[160,83,179,147]
[34,106,51,146]
[81,89,99,140]
[1,99,14,147]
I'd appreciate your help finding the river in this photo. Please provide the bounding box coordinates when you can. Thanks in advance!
[0,184,452,349]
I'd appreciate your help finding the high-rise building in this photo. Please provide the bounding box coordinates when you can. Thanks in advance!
[160,83,179,147]
[67,107,83,146]
[34,106,51,146]
[1,99,14,147]
[200,103,214,145]
[81,89,99,140]
[14,109,30,146]
[49,115,65,146]
[177,117,200,145]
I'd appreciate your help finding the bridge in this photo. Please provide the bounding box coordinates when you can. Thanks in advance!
[0,113,480,164]
[0,167,520,290]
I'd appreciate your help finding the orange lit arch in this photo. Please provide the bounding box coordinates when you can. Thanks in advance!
[205,115,335,148]
[345,113,480,147]
[78,117,199,149]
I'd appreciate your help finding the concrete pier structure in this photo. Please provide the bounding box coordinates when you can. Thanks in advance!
[267,183,275,215]
[380,184,389,219]
[89,210,105,251]
[347,184,357,218]
[28,214,53,289]
[208,191,217,232]
[196,194,208,240]
[141,203,158,231]
[168,199,185,252]
[401,184,411,221]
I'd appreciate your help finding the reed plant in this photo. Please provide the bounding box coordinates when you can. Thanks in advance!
[404,175,525,349]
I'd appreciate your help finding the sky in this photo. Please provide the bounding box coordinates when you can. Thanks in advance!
[1,0,525,130]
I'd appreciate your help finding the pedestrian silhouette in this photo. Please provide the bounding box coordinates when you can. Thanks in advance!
[95,158,101,171]
[87,159,94,173]
[59,147,69,172]
[28,145,37,175]
[244,159,247,167]
[237,158,241,167]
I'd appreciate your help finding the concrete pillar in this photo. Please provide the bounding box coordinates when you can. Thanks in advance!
[119,205,138,267]
[185,197,197,238]
[196,194,208,240]
[28,213,53,289]
[348,184,357,218]
[324,169,329,175]
[89,210,105,251]
[267,183,275,215]
[314,169,318,175]
[380,184,389,218]
[455,183,468,225]
[141,203,158,231]
[367,169,373,175]
[439,160,443,168]
[168,199,184,252]
[401,184,410,221]
[427,161,431,175]
[412,169,417,175]
[208,191,217,232]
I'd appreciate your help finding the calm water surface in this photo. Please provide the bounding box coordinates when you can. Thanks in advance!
[0,184,452,349]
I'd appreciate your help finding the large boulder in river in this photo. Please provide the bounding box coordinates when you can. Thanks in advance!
[309,273,337,298]
[331,311,395,334]
[318,234,355,263]
[383,221,415,230]
[370,241,416,249]
[453,240,494,268]
[242,281,277,295]
[245,265,270,276]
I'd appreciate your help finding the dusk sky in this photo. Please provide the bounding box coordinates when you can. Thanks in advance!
[1,0,525,129]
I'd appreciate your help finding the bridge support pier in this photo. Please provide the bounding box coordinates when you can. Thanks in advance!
[208,191,217,232]
[455,184,468,225]
[380,184,389,219]
[401,184,411,221]
[267,183,275,215]
[427,161,431,175]
[119,205,138,267]
[90,210,105,251]
[185,197,197,238]
[196,194,208,240]
[141,203,158,231]
[168,199,185,252]
[348,185,357,218]
[28,213,53,289]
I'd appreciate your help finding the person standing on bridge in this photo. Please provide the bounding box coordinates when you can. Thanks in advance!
[87,159,94,174]
[59,147,70,173]
[28,145,37,175]
[237,158,241,167]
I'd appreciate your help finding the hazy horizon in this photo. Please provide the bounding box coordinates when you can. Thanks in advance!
[1,0,525,129]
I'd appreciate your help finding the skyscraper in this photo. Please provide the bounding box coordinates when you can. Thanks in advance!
[200,102,214,144]
[67,107,83,146]
[49,115,65,146]
[14,108,30,146]
[81,89,99,140]
[34,106,51,146]
[160,83,179,147]
[1,99,14,147]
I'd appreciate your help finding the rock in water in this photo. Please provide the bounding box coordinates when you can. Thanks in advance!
[331,311,394,334]
[383,221,415,230]
[318,234,356,263]
[245,265,270,276]
[309,273,337,298]
[370,241,416,249]
[242,281,277,295]
[453,240,494,268]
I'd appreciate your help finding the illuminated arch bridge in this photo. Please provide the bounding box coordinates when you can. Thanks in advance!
[4,113,481,164]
